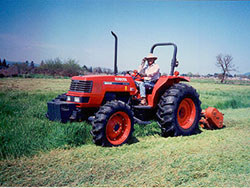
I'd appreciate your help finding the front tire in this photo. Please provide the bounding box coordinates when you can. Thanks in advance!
[157,83,201,137]
[91,100,134,146]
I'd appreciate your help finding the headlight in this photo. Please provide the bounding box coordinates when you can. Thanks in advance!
[67,96,71,101]
[74,97,80,103]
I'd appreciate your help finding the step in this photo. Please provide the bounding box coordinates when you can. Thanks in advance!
[133,105,153,110]
[134,117,152,125]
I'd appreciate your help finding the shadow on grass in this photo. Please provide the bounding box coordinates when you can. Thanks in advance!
[127,136,140,145]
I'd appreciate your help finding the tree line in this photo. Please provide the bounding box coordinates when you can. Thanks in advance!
[0,58,113,78]
[0,59,8,68]
[0,54,242,83]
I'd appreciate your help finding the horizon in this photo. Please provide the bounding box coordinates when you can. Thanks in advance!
[0,0,250,75]
[2,58,250,76]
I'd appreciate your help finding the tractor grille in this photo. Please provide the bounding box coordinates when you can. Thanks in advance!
[70,80,93,93]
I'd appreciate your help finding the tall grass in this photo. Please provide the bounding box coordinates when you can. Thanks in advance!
[0,90,161,159]
[199,90,250,109]
[190,81,250,110]
[0,91,92,159]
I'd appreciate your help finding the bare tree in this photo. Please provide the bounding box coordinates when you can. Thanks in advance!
[216,54,236,83]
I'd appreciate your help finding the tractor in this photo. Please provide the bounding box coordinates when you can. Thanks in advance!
[47,31,223,146]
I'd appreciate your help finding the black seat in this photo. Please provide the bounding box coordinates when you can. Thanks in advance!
[146,85,154,94]
[145,78,160,94]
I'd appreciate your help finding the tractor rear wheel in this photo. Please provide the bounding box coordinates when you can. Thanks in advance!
[157,83,201,137]
[91,100,134,146]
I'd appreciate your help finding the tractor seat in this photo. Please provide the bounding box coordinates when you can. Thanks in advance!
[146,85,154,94]
[145,77,161,94]
[135,81,155,94]
[135,77,160,95]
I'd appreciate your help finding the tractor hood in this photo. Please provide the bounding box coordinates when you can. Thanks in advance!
[66,74,137,108]
[70,75,136,90]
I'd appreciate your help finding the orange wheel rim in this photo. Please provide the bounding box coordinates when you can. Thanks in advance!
[177,98,196,129]
[106,111,131,145]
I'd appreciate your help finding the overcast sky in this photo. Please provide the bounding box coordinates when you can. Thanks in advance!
[0,0,250,74]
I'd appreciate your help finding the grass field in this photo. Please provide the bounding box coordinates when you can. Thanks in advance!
[0,77,249,186]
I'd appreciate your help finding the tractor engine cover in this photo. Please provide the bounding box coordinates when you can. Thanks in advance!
[200,107,224,129]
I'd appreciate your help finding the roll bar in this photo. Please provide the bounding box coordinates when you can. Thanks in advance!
[110,32,178,76]
[150,43,178,76]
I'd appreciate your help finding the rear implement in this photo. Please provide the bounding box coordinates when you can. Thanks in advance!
[200,107,224,129]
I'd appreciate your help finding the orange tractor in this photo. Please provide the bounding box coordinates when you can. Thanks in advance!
[47,32,224,146]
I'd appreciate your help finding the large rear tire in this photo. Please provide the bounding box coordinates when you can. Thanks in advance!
[91,100,134,146]
[157,83,201,137]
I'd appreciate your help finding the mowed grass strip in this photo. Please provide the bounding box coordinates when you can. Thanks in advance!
[0,77,71,93]
[0,78,250,186]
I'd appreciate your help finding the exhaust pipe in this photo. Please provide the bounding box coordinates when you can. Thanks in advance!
[111,31,118,75]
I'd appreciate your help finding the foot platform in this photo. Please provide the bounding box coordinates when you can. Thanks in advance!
[133,105,153,110]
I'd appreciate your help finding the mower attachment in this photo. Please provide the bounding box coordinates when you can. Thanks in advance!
[199,107,224,129]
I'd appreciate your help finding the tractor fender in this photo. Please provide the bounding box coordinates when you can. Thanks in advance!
[147,76,190,107]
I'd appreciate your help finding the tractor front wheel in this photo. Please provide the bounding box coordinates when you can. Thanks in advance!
[91,100,134,146]
[157,83,201,137]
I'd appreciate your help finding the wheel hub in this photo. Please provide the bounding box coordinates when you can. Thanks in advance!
[106,111,131,145]
[177,98,196,129]
[179,108,185,118]
[114,124,120,131]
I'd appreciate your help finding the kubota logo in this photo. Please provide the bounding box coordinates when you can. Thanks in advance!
[115,78,127,81]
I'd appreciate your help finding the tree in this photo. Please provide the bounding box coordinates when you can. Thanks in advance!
[187,72,193,77]
[82,65,89,75]
[0,59,2,67]
[216,54,236,83]
[2,59,7,67]
[40,60,44,66]
[62,59,81,76]
[82,65,88,70]
[88,66,92,73]
[93,67,102,74]
[30,61,35,69]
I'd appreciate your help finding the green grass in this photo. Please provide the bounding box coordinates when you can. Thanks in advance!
[0,91,93,159]
[190,81,250,109]
[0,77,249,186]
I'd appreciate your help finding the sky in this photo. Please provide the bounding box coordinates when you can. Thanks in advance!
[0,0,250,75]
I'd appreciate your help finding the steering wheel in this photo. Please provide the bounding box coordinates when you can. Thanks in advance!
[126,70,144,81]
